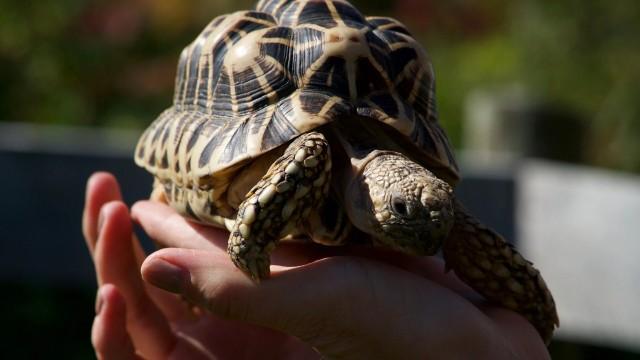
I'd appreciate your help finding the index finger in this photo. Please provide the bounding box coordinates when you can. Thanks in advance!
[131,200,228,251]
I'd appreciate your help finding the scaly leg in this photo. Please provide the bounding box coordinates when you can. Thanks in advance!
[443,200,559,344]
[228,132,331,281]
[150,179,168,203]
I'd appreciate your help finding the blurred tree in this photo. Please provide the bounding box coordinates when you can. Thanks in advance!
[512,0,640,172]
[401,0,640,172]
[0,0,253,128]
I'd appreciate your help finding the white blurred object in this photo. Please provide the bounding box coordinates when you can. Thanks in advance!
[464,85,586,165]
[518,160,640,350]
[463,85,530,165]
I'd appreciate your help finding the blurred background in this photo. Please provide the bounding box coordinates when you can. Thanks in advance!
[1,0,638,358]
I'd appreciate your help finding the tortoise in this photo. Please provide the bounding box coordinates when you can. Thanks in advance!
[134,0,558,343]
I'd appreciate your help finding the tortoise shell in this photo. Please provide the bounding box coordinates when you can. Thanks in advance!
[135,0,459,193]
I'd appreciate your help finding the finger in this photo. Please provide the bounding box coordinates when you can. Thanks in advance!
[132,200,318,322]
[95,201,177,359]
[141,247,491,357]
[83,172,123,254]
[131,200,227,251]
[92,284,141,360]
[132,200,338,267]
[141,248,335,344]
[345,248,477,297]
[484,307,549,359]
[130,237,198,322]
[106,199,200,321]
[81,174,194,322]
[275,244,476,299]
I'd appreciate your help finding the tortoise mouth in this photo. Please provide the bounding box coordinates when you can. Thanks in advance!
[375,212,453,256]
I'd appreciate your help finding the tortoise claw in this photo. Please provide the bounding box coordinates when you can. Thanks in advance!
[227,240,271,282]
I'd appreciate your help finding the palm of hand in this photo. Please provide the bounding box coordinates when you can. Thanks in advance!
[83,172,547,359]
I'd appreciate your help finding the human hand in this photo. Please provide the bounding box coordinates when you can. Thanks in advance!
[83,172,319,359]
[84,172,549,359]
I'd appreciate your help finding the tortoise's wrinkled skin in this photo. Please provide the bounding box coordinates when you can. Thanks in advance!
[135,0,558,344]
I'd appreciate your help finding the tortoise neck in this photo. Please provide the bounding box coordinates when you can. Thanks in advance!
[325,118,408,209]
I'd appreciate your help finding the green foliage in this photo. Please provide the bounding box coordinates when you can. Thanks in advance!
[419,0,640,172]
[0,0,252,128]
[429,35,521,145]
[511,0,640,172]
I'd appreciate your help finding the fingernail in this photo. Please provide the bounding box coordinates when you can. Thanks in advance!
[145,258,189,294]
[95,287,105,315]
[85,176,95,200]
[97,206,106,236]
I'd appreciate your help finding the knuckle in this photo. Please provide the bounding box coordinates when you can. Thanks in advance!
[198,274,251,322]
[91,324,109,358]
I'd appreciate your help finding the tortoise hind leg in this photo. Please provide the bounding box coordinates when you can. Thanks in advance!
[442,200,559,344]
[228,132,332,281]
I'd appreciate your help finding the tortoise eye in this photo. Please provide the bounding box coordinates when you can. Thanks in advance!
[391,198,408,216]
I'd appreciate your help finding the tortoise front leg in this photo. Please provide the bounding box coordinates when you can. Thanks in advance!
[442,200,559,344]
[228,132,331,281]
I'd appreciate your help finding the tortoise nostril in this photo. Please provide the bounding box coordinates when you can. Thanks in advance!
[392,198,409,216]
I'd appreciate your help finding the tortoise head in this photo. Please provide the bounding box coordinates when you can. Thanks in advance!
[345,151,455,255]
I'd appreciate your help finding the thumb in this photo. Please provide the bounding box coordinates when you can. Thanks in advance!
[140,248,497,359]
[141,248,365,343]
